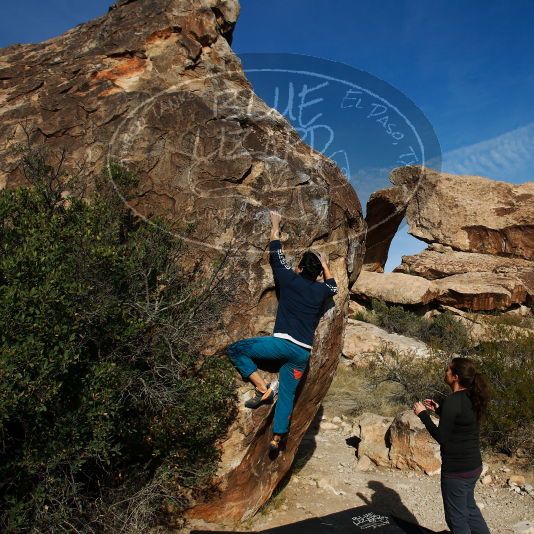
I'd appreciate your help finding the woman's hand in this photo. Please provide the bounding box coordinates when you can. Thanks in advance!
[269,210,281,240]
[423,399,439,412]
[413,401,427,416]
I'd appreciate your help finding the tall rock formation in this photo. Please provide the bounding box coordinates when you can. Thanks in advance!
[0,0,365,523]
[359,166,533,311]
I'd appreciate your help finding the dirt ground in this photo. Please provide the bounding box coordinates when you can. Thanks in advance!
[247,421,533,534]
[188,413,533,534]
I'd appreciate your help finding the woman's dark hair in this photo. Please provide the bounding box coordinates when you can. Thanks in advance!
[450,357,491,422]
[298,251,322,281]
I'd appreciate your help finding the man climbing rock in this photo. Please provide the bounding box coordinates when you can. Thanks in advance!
[227,209,338,456]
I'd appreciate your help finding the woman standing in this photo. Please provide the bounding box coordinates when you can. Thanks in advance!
[413,357,491,534]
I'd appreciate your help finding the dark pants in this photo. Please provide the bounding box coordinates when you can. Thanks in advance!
[441,473,490,534]
[226,336,310,434]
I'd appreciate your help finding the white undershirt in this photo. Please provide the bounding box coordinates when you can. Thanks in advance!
[273,332,312,350]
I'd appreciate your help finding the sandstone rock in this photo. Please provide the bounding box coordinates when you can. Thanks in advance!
[352,269,531,311]
[351,271,438,305]
[356,455,373,472]
[505,305,533,318]
[481,475,493,486]
[0,0,366,523]
[396,248,534,283]
[428,243,454,253]
[481,462,489,478]
[359,165,534,313]
[353,412,394,467]
[363,186,409,272]
[319,421,339,431]
[363,166,534,276]
[395,248,534,309]
[391,166,534,261]
[439,306,533,342]
[434,272,530,311]
[343,319,431,364]
[388,410,441,475]
[509,475,526,487]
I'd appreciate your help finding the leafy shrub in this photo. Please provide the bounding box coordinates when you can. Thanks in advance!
[369,299,471,354]
[362,324,534,463]
[422,313,472,354]
[370,299,424,339]
[0,148,237,532]
[472,329,534,457]
[349,310,370,322]
[366,346,450,407]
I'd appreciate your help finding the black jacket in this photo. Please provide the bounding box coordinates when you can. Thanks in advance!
[418,390,482,473]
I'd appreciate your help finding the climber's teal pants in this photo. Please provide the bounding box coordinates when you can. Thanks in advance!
[227,336,311,434]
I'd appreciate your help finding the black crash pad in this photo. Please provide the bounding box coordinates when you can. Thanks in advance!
[190,505,441,533]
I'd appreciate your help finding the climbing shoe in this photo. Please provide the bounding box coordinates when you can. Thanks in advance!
[245,380,278,409]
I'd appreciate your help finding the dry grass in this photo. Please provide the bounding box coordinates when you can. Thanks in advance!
[480,311,534,330]
[323,362,406,418]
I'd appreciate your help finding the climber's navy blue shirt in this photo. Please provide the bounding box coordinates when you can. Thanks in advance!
[269,239,337,350]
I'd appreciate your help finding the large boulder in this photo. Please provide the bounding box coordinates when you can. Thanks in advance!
[388,411,441,475]
[351,270,530,311]
[396,247,534,283]
[433,272,530,311]
[396,247,534,309]
[351,271,438,305]
[352,413,394,467]
[351,411,441,475]
[360,166,533,311]
[0,0,366,523]
[343,319,431,364]
[392,166,534,261]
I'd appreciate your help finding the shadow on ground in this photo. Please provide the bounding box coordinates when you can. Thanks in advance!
[191,505,444,533]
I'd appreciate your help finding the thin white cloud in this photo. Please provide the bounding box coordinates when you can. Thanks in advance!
[430,122,534,183]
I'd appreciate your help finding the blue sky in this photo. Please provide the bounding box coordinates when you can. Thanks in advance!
[2,1,533,269]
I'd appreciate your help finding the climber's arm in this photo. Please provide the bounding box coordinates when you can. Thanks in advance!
[268,210,296,285]
[320,252,338,296]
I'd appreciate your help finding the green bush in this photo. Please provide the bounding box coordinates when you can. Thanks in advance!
[472,329,534,457]
[366,347,450,407]
[422,313,472,354]
[0,149,237,532]
[363,323,534,462]
[370,299,424,339]
[369,299,471,354]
